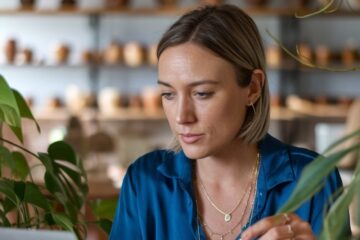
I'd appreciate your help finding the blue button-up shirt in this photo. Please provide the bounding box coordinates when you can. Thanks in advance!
[110,134,345,239]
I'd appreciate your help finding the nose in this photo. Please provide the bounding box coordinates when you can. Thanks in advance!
[176,95,196,124]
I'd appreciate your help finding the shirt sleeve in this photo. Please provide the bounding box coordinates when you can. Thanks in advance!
[109,164,142,240]
[310,168,351,237]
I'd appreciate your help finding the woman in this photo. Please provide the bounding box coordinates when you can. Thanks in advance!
[110,4,347,240]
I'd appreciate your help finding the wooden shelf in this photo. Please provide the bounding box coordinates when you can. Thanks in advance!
[0,63,157,70]
[35,108,167,122]
[0,5,193,16]
[1,6,358,17]
[33,106,347,122]
[0,63,91,69]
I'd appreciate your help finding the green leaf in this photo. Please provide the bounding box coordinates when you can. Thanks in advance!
[23,182,51,211]
[2,197,16,213]
[0,209,11,227]
[57,160,82,188]
[0,75,19,112]
[44,212,55,225]
[54,192,68,206]
[0,145,13,171]
[9,126,23,145]
[0,104,23,143]
[0,178,18,207]
[90,199,118,220]
[12,89,40,133]
[48,141,77,165]
[51,213,74,231]
[278,144,360,213]
[13,181,26,201]
[97,218,113,235]
[0,104,19,127]
[321,174,360,240]
[38,153,54,172]
[0,109,4,124]
[11,151,30,180]
[44,171,62,194]
[0,75,23,142]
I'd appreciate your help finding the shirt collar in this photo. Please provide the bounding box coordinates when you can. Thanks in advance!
[156,134,295,191]
[157,150,193,184]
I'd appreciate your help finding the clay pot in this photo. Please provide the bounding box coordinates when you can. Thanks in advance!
[4,39,17,64]
[106,0,129,8]
[61,0,76,6]
[266,45,282,67]
[123,42,145,67]
[129,95,143,109]
[81,50,95,64]
[245,0,268,6]
[21,0,35,7]
[342,47,358,66]
[103,42,123,65]
[199,0,223,5]
[297,43,313,63]
[141,87,161,114]
[20,48,33,64]
[55,44,70,64]
[156,0,177,7]
[315,45,331,66]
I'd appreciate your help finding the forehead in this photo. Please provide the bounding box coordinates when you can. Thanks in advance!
[158,42,236,85]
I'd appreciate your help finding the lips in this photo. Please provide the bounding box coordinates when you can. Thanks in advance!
[179,133,204,144]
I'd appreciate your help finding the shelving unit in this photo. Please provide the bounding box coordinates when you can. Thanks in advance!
[1,3,358,146]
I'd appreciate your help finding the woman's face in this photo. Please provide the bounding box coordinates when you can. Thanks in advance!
[158,42,252,160]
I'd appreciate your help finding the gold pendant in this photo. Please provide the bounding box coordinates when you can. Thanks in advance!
[224,214,231,222]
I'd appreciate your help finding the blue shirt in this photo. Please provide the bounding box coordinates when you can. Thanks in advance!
[110,134,345,239]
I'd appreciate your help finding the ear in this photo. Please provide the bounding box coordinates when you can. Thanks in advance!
[247,69,265,105]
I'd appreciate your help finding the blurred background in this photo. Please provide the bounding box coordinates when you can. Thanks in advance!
[0,0,359,238]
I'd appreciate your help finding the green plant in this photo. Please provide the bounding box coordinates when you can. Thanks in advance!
[0,74,116,239]
[278,130,360,239]
[269,1,360,239]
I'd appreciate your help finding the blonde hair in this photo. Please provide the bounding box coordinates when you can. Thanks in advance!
[157,4,270,151]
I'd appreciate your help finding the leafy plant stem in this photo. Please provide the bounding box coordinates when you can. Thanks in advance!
[0,137,38,160]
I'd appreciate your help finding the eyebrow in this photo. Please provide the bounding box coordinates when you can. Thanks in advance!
[157,80,219,88]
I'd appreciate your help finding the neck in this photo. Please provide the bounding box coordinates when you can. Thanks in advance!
[195,140,258,186]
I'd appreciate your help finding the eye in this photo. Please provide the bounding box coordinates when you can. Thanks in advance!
[194,91,214,99]
[161,92,175,100]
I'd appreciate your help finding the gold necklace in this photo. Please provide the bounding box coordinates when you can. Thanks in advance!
[194,152,261,240]
[196,185,253,240]
[197,153,259,223]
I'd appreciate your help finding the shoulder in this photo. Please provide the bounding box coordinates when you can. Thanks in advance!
[260,134,319,179]
[287,145,318,178]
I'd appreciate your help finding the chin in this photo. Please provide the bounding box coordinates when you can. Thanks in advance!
[181,145,211,160]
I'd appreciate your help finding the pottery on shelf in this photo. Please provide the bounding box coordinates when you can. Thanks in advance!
[4,39,17,64]
[199,0,223,6]
[245,0,268,7]
[106,0,129,8]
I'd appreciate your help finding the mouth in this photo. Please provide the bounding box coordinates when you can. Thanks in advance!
[179,133,204,144]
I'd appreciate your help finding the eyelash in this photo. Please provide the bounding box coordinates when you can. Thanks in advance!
[160,91,214,100]
[195,92,214,99]
[161,92,174,100]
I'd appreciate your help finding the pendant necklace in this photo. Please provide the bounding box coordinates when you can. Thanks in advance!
[197,153,259,223]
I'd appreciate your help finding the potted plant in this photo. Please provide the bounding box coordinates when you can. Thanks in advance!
[0,74,116,239]
[271,1,360,239]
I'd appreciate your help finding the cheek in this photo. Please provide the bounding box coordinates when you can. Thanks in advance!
[162,101,177,129]
[201,99,247,134]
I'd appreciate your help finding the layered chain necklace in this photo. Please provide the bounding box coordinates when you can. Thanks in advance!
[194,152,260,240]
[197,154,258,223]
